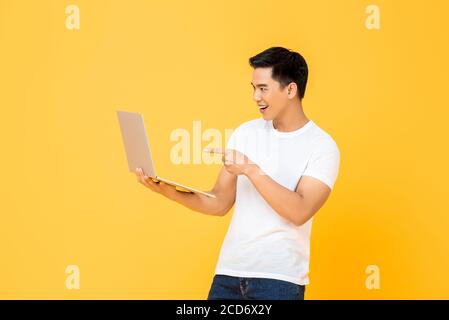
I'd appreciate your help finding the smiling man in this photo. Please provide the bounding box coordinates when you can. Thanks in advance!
[135,46,340,300]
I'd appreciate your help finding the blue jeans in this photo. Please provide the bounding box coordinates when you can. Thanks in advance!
[207,274,305,300]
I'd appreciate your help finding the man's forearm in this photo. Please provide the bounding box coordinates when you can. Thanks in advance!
[161,188,226,216]
[244,166,309,226]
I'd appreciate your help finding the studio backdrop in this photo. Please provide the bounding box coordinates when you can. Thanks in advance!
[1,0,448,299]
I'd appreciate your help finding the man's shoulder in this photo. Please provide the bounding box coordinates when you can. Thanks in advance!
[308,121,340,153]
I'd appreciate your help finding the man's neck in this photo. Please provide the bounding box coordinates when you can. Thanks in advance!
[272,101,309,132]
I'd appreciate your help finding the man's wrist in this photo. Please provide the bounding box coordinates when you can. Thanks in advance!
[243,163,260,178]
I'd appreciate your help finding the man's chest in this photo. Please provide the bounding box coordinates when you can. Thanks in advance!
[237,136,313,191]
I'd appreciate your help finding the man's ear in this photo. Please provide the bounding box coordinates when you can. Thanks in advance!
[287,82,298,99]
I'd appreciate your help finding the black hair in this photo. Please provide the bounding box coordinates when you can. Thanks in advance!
[249,46,308,99]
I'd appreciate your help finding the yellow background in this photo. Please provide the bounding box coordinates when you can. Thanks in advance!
[1,0,448,299]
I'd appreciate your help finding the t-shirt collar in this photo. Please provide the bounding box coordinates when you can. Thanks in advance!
[267,119,314,138]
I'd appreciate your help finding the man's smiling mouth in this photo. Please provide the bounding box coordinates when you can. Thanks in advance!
[259,105,269,113]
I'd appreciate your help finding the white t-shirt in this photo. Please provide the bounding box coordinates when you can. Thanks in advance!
[214,118,340,285]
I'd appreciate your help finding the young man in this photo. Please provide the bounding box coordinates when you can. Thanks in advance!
[135,47,340,300]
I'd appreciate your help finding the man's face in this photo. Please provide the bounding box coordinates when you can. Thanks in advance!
[251,67,291,120]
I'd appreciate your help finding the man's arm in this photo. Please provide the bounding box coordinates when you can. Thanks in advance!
[135,167,237,216]
[204,148,332,226]
[245,166,331,226]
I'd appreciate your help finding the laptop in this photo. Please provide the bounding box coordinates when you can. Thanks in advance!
[116,110,216,198]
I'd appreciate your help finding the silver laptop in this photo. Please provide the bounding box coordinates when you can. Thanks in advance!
[116,110,216,198]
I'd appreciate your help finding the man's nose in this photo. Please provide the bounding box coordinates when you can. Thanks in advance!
[253,91,261,102]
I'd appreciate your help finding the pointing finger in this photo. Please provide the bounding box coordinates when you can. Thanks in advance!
[203,147,224,155]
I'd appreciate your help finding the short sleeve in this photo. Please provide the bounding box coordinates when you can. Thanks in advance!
[302,139,340,190]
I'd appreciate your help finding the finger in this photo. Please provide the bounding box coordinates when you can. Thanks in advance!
[223,151,236,165]
[136,168,147,182]
[222,149,234,162]
[142,175,159,190]
[203,147,224,155]
[136,169,155,186]
[135,169,143,181]
[137,171,151,185]
[138,173,147,185]
[142,175,152,187]
[135,167,144,177]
